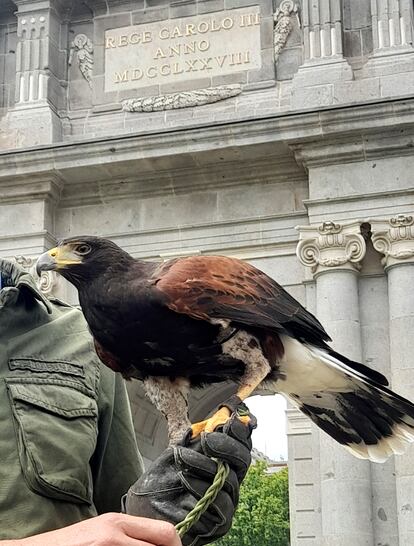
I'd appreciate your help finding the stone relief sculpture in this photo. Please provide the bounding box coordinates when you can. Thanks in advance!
[273,0,300,63]
[69,34,94,88]
[14,255,58,297]
[122,84,242,113]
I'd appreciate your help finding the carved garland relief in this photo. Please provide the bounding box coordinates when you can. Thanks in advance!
[273,0,300,63]
[122,84,242,112]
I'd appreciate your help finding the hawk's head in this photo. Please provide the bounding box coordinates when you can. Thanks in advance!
[36,235,132,286]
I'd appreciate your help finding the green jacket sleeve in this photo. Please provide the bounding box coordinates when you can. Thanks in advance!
[91,364,144,513]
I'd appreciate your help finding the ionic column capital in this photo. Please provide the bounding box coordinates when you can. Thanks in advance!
[296,220,366,277]
[370,214,414,270]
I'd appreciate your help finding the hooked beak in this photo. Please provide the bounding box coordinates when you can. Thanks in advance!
[36,246,82,276]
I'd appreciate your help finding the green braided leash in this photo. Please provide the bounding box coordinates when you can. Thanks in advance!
[175,407,249,539]
[175,458,230,538]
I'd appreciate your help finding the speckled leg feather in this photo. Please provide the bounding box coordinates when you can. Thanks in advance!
[144,376,191,445]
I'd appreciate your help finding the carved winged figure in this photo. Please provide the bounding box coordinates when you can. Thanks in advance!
[69,34,93,88]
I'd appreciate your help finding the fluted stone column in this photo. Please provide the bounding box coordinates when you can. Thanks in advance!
[364,0,414,83]
[9,0,70,144]
[292,0,352,106]
[15,6,48,105]
[371,214,414,546]
[302,0,344,61]
[297,220,374,546]
[371,0,414,53]
[286,406,320,546]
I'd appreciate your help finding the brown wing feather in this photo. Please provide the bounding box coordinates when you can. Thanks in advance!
[94,338,123,372]
[93,338,141,380]
[150,255,330,344]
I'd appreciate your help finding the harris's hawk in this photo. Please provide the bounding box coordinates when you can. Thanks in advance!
[37,236,414,460]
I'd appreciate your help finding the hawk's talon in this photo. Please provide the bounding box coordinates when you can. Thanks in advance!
[191,407,251,438]
[235,415,251,426]
[204,407,231,433]
[191,419,209,438]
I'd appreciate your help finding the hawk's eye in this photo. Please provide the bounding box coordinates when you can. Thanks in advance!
[76,243,91,255]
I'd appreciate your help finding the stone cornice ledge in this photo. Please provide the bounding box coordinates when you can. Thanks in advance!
[0,174,63,204]
[0,230,57,258]
[303,187,414,208]
[1,98,414,181]
[60,157,306,207]
[13,0,73,17]
[77,211,307,260]
[293,126,414,168]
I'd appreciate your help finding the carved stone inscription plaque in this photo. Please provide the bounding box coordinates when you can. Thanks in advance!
[104,7,261,92]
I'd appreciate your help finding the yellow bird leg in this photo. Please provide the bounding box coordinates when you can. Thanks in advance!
[199,381,262,435]
[191,370,269,437]
[191,419,210,438]
[191,330,272,439]
[203,409,251,433]
[191,411,251,436]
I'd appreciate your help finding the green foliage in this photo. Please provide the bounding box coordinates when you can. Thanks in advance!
[216,463,290,546]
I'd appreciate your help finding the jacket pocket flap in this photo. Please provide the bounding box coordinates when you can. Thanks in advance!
[7,381,97,418]
[6,379,98,504]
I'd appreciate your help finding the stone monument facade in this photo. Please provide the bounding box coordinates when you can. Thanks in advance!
[0,1,413,544]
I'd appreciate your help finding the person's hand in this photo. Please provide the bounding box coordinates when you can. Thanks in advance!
[4,513,181,546]
[123,407,256,546]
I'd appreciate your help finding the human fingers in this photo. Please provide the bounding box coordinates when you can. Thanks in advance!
[120,515,182,546]
[127,541,159,546]
[132,540,182,546]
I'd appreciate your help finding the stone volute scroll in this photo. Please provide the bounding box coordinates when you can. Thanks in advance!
[296,220,366,276]
[370,214,414,269]
[273,0,300,63]
[69,34,94,88]
[14,256,58,297]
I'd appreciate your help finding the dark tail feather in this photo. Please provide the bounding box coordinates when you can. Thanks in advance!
[300,382,414,462]
[280,340,414,463]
